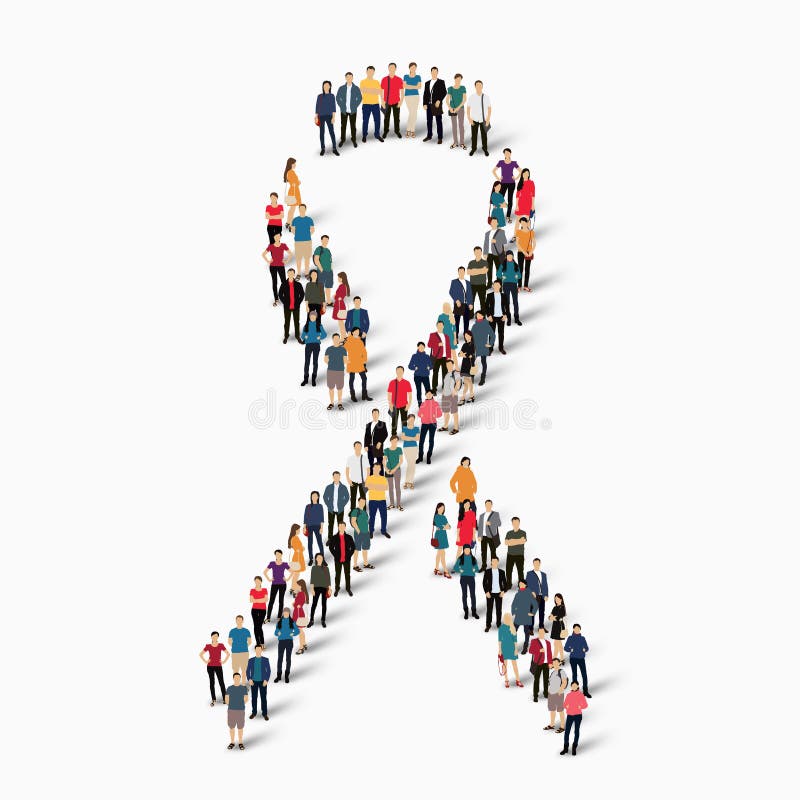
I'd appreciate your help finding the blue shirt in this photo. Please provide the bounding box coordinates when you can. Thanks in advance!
[274,619,300,641]
[564,634,590,659]
[228,627,250,653]
[315,93,336,116]
[301,320,327,344]
[408,351,432,377]
[226,684,248,710]
[401,425,420,448]
[292,216,314,242]
[404,74,421,95]
[325,344,346,371]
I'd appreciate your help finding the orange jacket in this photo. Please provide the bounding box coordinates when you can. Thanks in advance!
[344,337,367,373]
[449,465,477,502]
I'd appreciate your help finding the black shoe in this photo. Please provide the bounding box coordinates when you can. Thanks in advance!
[423,136,432,142]
[363,393,373,401]
[338,140,344,148]
[352,139,358,148]
[307,560,313,566]
[396,132,402,138]
[273,675,281,683]
[282,336,288,344]
[468,149,476,156]
[347,589,353,596]
[307,619,314,627]
[321,620,327,628]
[478,378,485,386]
[311,378,316,386]
[584,691,592,698]
[295,336,303,344]
[333,150,340,157]
[249,713,256,719]
[334,588,340,597]
[376,135,384,142]
[464,611,469,620]
[301,379,308,386]
[320,148,325,156]
[263,714,269,720]
[484,625,490,632]
[437,139,442,144]
[533,696,539,702]
[471,611,479,619]
[285,675,290,683]
[499,348,507,354]
[572,744,577,755]
[426,454,431,464]
[515,320,522,326]
[382,532,391,539]
[560,747,569,755]
[478,566,486,572]
[415,457,422,464]
[483,149,490,156]
[350,392,358,403]
[362,136,367,143]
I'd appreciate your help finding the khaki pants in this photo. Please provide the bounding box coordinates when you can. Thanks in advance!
[231,652,248,679]
[295,240,312,273]
[405,96,420,132]
[405,447,418,483]
[450,107,465,146]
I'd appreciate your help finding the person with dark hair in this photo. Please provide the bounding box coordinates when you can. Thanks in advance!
[428,320,452,395]
[350,496,372,572]
[315,80,339,156]
[278,268,304,344]
[329,519,356,596]
[511,579,536,655]
[467,80,491,156]
[381,62,404,139]
[344,327,370,402]
[336,71,362,149]
[403,62,421,137]
[400,413,420,489]
[227,615,252,685]
[323,471,349,538]
[498,250,522,325]
[489,180,507,227]
[249,575,268,646]
[290,204,315,277]
[262,230,293,307]
[313,235,335,304]
[308,553,331,628]
[200,631,229,706]
[470,311,495,385]
[408,342,433,406]
[449,266,474,339]
[264,550,291,622]
[273,608,299,683]
[304,490,325,565]
[564,624,592,697]
[417,389,442,464]
[387,365,413,436]
[332,271,350,338]
[453,544,479,619]
[467,246,490,314]
[515,215,536,292]
[458,330,477,405]
[246,643,271,720]
[455,499,477,565]
[324,333,347,411]
[364,407,388,472]
[549,593,568,661]
[528,626,553,702]
[383,435,405,511]
[446,73,467,149]
[288,523,306,595]
[493,148,520,223]
[515,167,535,229]
[544,657,568,733]
[450,457,477,512]
[305,268,325,317]
[300,309,327,387]
[483,218,507,285]
[432,502,451,577]
[345,295,370,342]
[525,557,549,629]
[346,440,369,509]
[224,672,248,750]
[359,66,383,142]
[477,499,501,571]
[486,279,509,355]
[293,578,309,654]
[366,462,389,538]
[265,191,284,245]
[482,555,508,632]
[422,66,446,144]
[504,518,526,585]
[283,157,301,229]
[561,680,588,755]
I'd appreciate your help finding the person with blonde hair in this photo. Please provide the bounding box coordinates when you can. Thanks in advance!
[438,302,457,348]
[498,612,523,688]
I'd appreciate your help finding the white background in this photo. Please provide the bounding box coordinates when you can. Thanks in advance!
[2,1,798,796]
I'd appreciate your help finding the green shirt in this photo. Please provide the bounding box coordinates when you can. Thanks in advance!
[468,259,489,286]
[350,507,368,533]
[384,447,403,471]
[505,529,527,556]
[447,85,466,110]
[313,245,332,271]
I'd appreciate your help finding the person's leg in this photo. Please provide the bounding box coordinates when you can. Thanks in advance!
[461,577,468,612]
[339,113,347,145]
[436,113,443,140]
[344,559,351,591]
[564,716,573,750]
[468,576,477,613]
[418,424,428,457]
[283,639,292,677]
[334,560,342,591]
[517,251,525,288]
[283,307,291,339]
[311,345,319,382]
[319,116,326,150]
[406,448,417,483]
[276,641,284,676]
[207,666,217,702]
[320,589,327,622]
[400,406,408,429]
[495,595,502,626]
[426,106,434,138]
[368,500,377,533]
[327,118,336,150]
[267,585,278,619]
[309,588,319,621]
[457,108,465,145]
[538,594,546,628]
[382,102,390,137]
[313,529,323,559]
[390,406,399,436]
[292,307,300,339]
[470,121,478,152]
[510,284,519,322]
[485,592,493,627]
[372,105,381,137]
[277,584,286,613]
[378,500,387,533]
[522,625,531,655]
[328,511,336,539]
[348,113,356,142]
[573,715,582,748]
[577,658,588,693]
[394,104,401,135]
[303,346,313,381]
[480,121,488,152]
[362,106,369,138]
[450,112,458,145]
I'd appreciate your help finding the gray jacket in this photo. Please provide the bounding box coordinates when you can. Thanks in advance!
[478,510,502,540]
[336,82,363,114]
[470,319,495,357]
[483,228,507,257]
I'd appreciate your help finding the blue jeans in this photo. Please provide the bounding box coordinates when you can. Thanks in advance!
[318,115,335,150]
[250,682,268,715]
[307,525,323,563]
[277,639,292,677]
[503,282,519,322]
[413,375,431,406]
[570,658,588,693]
[362,104,380,137]
[564,714,582,748]
[368,499,387,534]
[419,423,436,458]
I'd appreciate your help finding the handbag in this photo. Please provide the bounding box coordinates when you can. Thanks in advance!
[303,525,309,537]
[431,537,439,547]
[285,182,297,206]
[289,561,300,572]
[469,365,478,376]
[296,615,308,627]
[498,654,506,676]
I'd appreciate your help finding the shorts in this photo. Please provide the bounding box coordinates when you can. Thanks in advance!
[440,393,458,414]
[320,269,334,288]
[295,241,312,260]
[354,531,371,550]
[547,693,564,712]
[228,709,245,729]
[327,370,344,390]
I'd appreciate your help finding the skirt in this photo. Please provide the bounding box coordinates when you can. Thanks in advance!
[435,530,449,549]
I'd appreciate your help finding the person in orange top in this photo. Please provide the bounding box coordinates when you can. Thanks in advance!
[450,456,477,519]
[344,329,371,403]
[514,217,536,293]
[287,524,305,595]
[283,157,302,228]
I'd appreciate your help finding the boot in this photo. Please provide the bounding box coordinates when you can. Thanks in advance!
[362,390,373,401]
[572,744,577,756]
[350,391,358,403]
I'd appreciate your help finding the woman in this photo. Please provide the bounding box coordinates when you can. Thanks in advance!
[515,168,535,228]
[332,271,350,338]
[308,553,331,628]
[261,231,293,307]
[437,303,457,347]
[446,73,467,149]
[455,499,477,568]
[549,593,567,662]
[458,330,476,405]
[283,158,301,228]
[489,181,507,227]
[453,544,478,620]
[288,523,306,595]
[450,456,477,519]
[305,269,325,317]
[499,612,524,688]
[315,80,339,157]
[273,607,299,683]
[304,491,325,564]
[403,62,421,137]
[515,216,536,292]
[432,502,451,578]
[293,579,309,654]
[264,191,284,244]
[249,575,268,647]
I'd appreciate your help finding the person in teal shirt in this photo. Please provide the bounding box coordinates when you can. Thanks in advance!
[498,612,523,688]
[490,181,507,227]
[313,235,334,302]
[400,415,420,489]
[438,306,457,347]
[432,502,451,578]
[446,73,467,149]
[453,544,479,620]
[350,496,373,572]
[498,251,521,326]
[273,608,299,684]
[403,62,422,136]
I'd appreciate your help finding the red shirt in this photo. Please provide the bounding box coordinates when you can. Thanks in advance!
[204,642,227,667]
[288,280,296,309]
[250,587,267,610]
[387,378,412,408]
[265,203,284,222]
[338,533,347,562]
[267,243,288,267]
[381,75,403,105]
[564,690,588,716]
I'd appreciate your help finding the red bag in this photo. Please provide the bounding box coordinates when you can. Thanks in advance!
[303,525,309,538]
[314,117,320,126]
[498,654,506,675]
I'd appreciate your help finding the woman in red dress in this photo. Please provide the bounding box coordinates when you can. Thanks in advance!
[292,579,309,654]
[332,271,350,338]
[455,499,477,563]
[515,168,535,228]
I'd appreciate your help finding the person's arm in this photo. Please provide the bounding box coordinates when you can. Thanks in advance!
[199,649,209,664]
[263,566,273,582]
[262,248,271,265]
[345,466,353,486]
[221,649,229,664]
[310,226,315,236]
[492,166,500,180]
[486,102,492,125]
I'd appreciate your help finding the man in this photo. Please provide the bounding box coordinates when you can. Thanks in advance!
[417,389,442,464]
[561,681,588,756]
[264,550,290,621]
[299,309,327,387]
[525,557,549,630]
[486,280,509,355]
[422,66,446,144]
[387,365,413,436]
[544,657,568,733]
[505,517,527,585]
[427,320,451,394]
[449,266,474,341]
[246,644,271,721]
[336,71,362,149]
[323,471,349,539]
[359,66,383,143]
[224,672,249,750]
[564,623,592,697]
[345,296,370,342]
[290,204,315,277]
[467,246,489,314]
[324,333,348,410]
[511,580,536,655]
[313,234,334,304]
[477,499,502,571]
[383,435,405,511]
[408,341,433,406]
[329,520,355,597]
[483,218,507,285]
[350,496,373,572]
[528,626,553,702]
[345,440,369,509]
[365,463,389,538]
[278,268,304,344]
[344,328,371,402]
[227,616,251,689]
[467,79,491,156]
[400,413,420,489]
[439,359,461,435]
[470,312,495,386]
[493,148,520,223]
[482,555,507,632]
[199,630,229,706]
[498,250,522,325]
[381,62,404,139]
[363,407,388,472]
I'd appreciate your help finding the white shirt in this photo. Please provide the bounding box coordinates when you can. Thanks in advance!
[347,452,368,483]
[533,570,542,586]
[491,568,500,593]
[438,332,447,350]
[458,277,467,298]
[345,83,353,113]
[467,92,491,121]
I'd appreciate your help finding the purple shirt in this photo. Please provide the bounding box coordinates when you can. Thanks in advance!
[268,561,291,585]
[496,160,519,183]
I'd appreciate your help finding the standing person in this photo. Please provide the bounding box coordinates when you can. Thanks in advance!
[344,296,370,342]
[307,553,331,628]
[344,327,370,402]
[350,496,373,572]
[515,216,536,292]
[265,191,285,245]
[458,330,477,405]
[293,579,309,654]
[304,490,325,566]
[438,303,457,348]
[323,471,349,539]
[515,167,536,229]
[504,518,527,585]
[449,456,477,513]
[483,555,508,632]
[544,658,568,733]
[278,268,304,344]
[439,359,462,435]
[332,271,350,338]
[264,551,291,622]
[262,231,293,307]
[273,608,299,683]
[324,333,347,411]
[365,463,389,538]
[549,593,568,662]
[526,557,549,630]
[449,266,474,339]
[329,519,356,596]
[561,681,588,756]
[290,205,315,277]
[564,624,592,697]
[227,616,252,683]
[453,544,479,620]
[483,218,508,284]
[288,524,306,595]
[381,62,404,139]
[493,149,521,223]
[486,280,509,356]
[455,499,477,566]
[528,626,553,702]
[387,365,413,436]
[477,499,502,571]
[313,235,334,304]
[283,157,301,229]
[249,575,268,646]
[224,672,248,750]
[422,66,446,144]
[499,251,521,325]
[428,320,452,395]
[498,613,524,688]
[299,309,327,387]
[431,502,451,578]
[408,342,433,406]
[315,80,339,156]
[305,269,326,317]
[417,389,442,464]
[489,181,507,227]
[511,580,537,656]
[400,413,420,490]
[467,246,490,314]
[363,407,388,472]
[359,66,383,143]
[467,80,491,156]
[403,62,421,137]
[345,440,369,509]
[446,73,467,149]
[383,435,405,511]
[470,311,495,386]
[246,644,271,720]
[336,71,362,149]
[200,631,229,706]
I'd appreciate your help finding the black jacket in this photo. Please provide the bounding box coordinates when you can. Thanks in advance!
[423,79,447,113]
[363,419,388,450]
[327,531,356,561]
[482,567,508,594]
[278,279,305,308]
[485,290,509,321]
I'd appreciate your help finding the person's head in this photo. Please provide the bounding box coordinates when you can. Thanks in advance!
[502,611,513,626]
[490,217,498,228]
[298,203,307,216]
[518,580,527,591]
[521,168,530,182]
[309,268,319,282]
[442,301,452,315]
[511,516,520,530]
[425,389,433,399]
[484,499,492,510]
[573,623,582,633]
[436,320,444,331]
[282,606,291,618]
[254,575,262,587]
[353,440,362,453]
[503,147,512,161]
[273,231,282,243]
[255,644,263,655]
[552,657,562,668]
[351,295,362,309]
[274,549,283,561]
[210,631,219,642]
[321,234,330,246]
[506,251,515,261]
[492,180,502,194]
[345,71,354,84]
[269,191,278,203]
[332,470,341,483]
[457,266,466,277]
[491,556,499,568]
[537,626,547,639]
[570,680,580,691]
[407,413,416,425]
[310,489,320,504]
[233,672,242,684]
[408,61,417,74]
[332,333,341,344]
[395,365,404,378]
[297,578,308,596]
[315,553,324,565]
[474,79,483,93]
[322,80,332,94]
[554,592,564,607]
[371,463,382,475]
[533,557,541,569]
[283,157,296,182]
[462,499,471,512]
[473,246,483,257]
[435,501,446,515]
[288,523,301,547]
[338,520,347,532]
[460,456,471,467]
[338,271,350,295]
[287,267,295,279]
[492,280,502,291]
[371,408,380,420]
[446,358,455,372]
[366,65,375,78]
[235,614,244,627]
[388,62,397,76]
[454,72,463,86]
[309,310,318,322]
[518,216,529,229]
[390,435,399,447]
[463,544,472,555]
[475,312,484,321]
[464,329,473,342]
[431,66,439,77]
[357,496,366,509]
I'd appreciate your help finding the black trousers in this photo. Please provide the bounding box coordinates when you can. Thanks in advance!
[283,306,300,339]
[471,284,487,314]
[517,251,532,288]
[570,658,589,693]
[251,608,266,646]
[521,624,532,655]
[277,639,292,677]
[419,423,436,457]
[480,536,498,569]
[564,715,582,748]
[501,182,516,218]
[304,343,320,381]
[485,592,503,627]
[506,554,525,585]
[503,282,520,322]
[426,108,443,139]
[207,665,225,702]
[309,586,327,622]
[367,446,385,474]
[487,254,503,286]
[267,224,282,245]
[334,559,351,591]
[454,305,471,336]
[267,584,286,620]
[414,375,431,406]
[269,266,286,302]
[489,319,505,352]
[390,405,408,436]
[460,575,477,613]
[534,593,546,629]
[327,510,344,538]
[349,371,368,396]
[432,358,447,392]
[479,355,489,382]
[340,112,357,144]
[470,120,487,153]
[383,103,401,136]
[251,682,268,715]
[532,662,549,699]
[349,481,365,508]
[318,115,335,150]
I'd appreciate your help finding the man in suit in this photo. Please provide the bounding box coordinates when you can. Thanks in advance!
[344,295,370,342]
[477,499,502,571]
[246,644,271,720]
[427,320,452,394]
[485,280,509,355]
[329,520,356,596]
[470,312,495,386]
[277,268,305,344]
[483,218,507,286]
[449,266,474,342]
[336,72,362,149]
[422,66,447,144]
[525,557,549,630]
[482,556,507,632]
[323,471,349,538]
[363,408,388,472]
[528,626,553,702]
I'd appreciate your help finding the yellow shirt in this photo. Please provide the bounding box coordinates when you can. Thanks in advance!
[366,474,388,501]
[360,78,381,105]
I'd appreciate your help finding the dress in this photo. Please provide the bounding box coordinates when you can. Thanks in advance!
[437,313,456,348]
[490,191,507,227]
[286,168,301,205]
[459,340,475,377]
[499,623,518,660]
[433,513,449,550]
[515,179,534,217]
[550,604,566,640]
[456,509,476,547]
[292,590,308,626]
[290,534,306,573]
[333,283,347,321]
